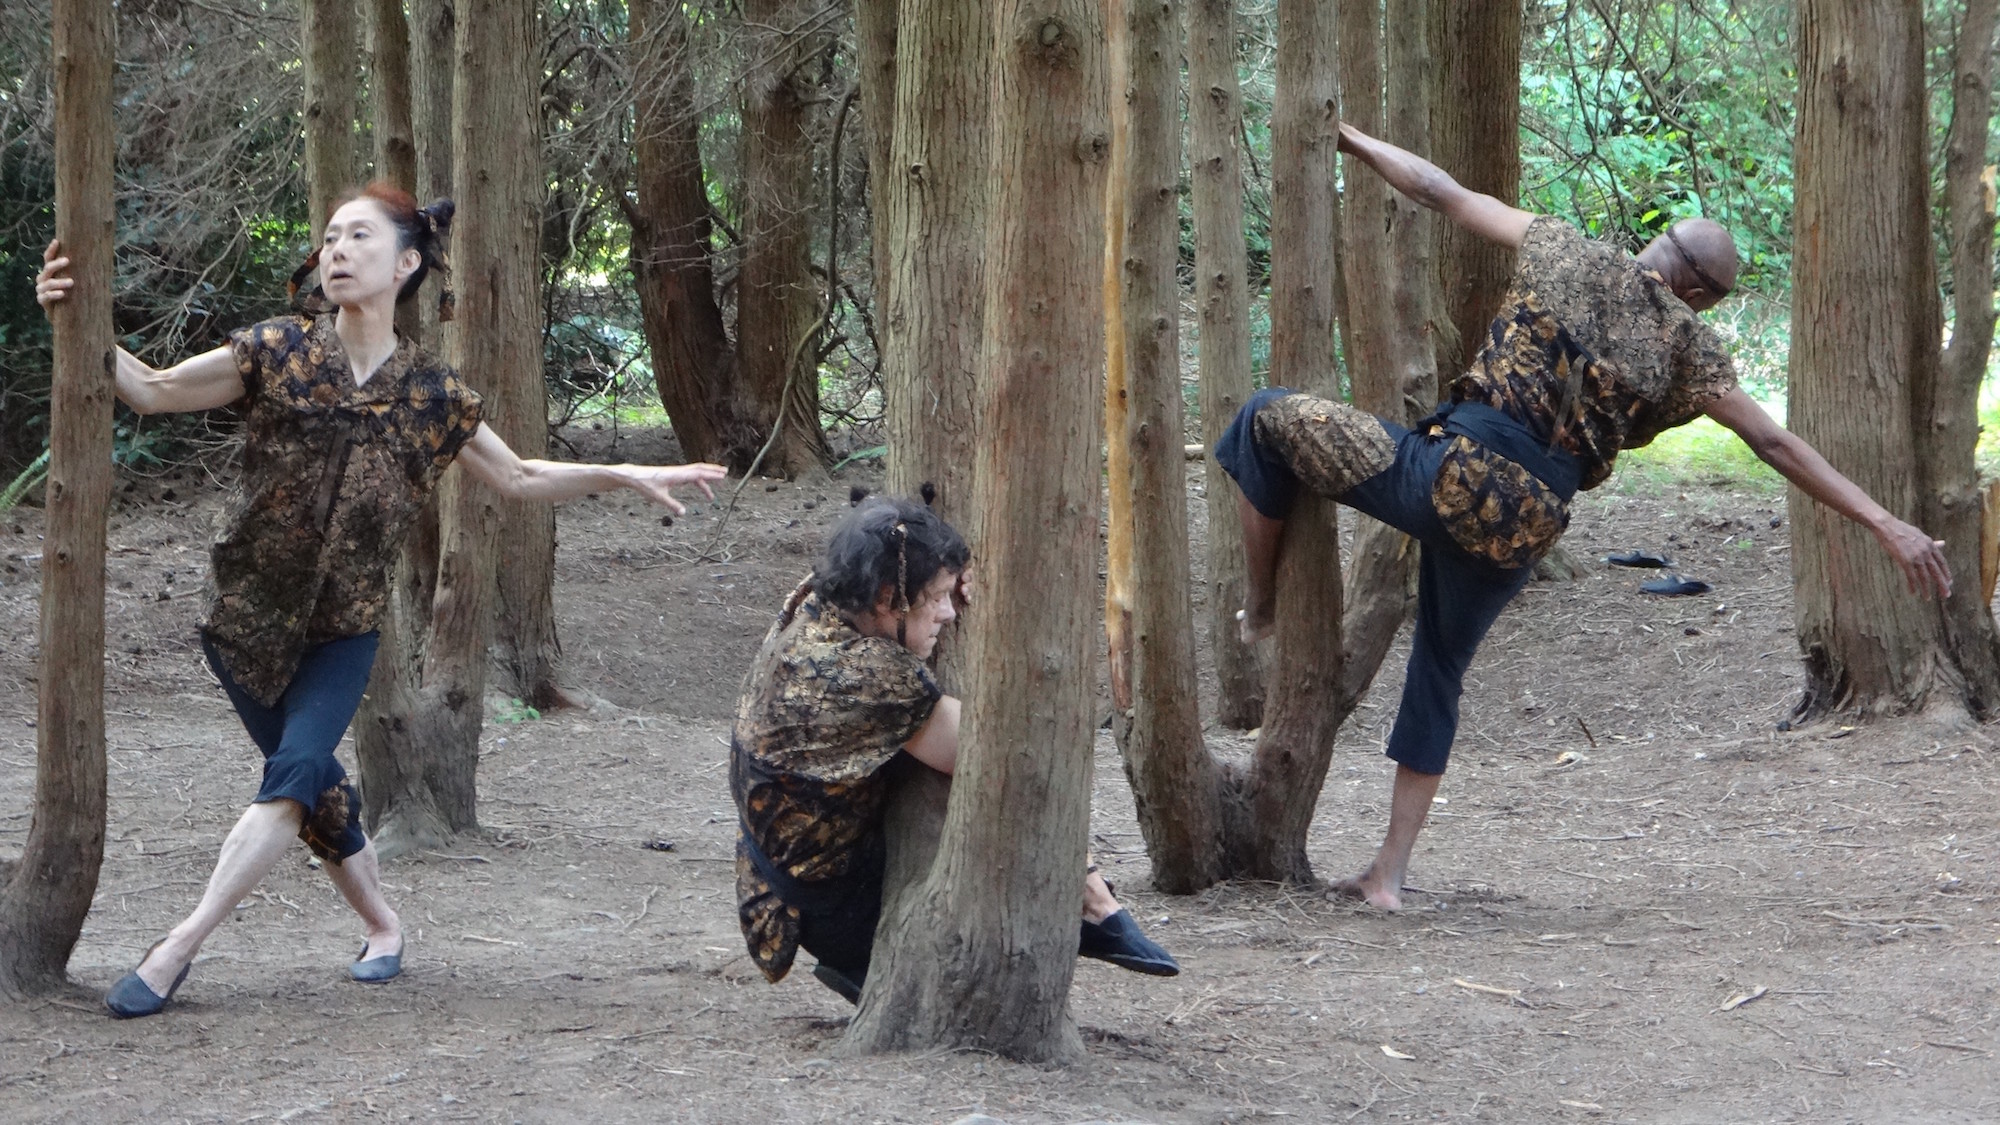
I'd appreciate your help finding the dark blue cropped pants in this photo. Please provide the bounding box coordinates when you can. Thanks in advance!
[1215,388,1534,775]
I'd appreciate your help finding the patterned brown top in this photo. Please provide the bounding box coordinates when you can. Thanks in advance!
[731,585,941,983]
[203,315,484,705]
[1448,217,1740,492]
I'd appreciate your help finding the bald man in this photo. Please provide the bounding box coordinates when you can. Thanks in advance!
[1215,122,1952,911]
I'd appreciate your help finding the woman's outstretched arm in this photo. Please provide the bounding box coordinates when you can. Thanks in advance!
[36,239,245,415]
[453,423,728,513]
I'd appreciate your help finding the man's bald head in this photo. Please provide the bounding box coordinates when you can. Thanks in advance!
[1639,217,1740,311]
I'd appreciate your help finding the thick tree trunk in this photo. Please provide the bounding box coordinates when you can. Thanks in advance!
[1225,0,1344,885]
[0,0,113,999]
[841,0,1108,1063]
[738,0,833,479]
[1106,0,1219,894]
[1428,0,1521,374]
[1789,0,1990,718]
[303,0,359,239]
[628,0,748,470]
[1187,0,1263,730]
[1918,0,2000,710]
[879,0,987,531]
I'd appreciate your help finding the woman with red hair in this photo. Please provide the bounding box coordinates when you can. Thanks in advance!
[36,184,727,1017]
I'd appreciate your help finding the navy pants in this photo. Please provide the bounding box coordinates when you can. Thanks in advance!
[1215,388,1533,775]
[203,631,379,862]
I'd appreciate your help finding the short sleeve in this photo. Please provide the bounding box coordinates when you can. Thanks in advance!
[805,640,942,777]
[226,323,267,401]
[1653,318,1740,428]
[435,373,485,468]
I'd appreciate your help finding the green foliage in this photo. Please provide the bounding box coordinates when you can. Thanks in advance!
[494,697,542,724]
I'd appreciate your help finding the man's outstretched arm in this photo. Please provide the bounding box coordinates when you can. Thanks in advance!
[1338,123,1538,250]
[1705,387,1951,600]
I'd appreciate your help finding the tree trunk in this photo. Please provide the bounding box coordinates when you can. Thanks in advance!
[628,0,748,470]
[738,0,833,479]
[1187,0,1263,730]
[0,0,113,999]
[1225,0,1344,884]
[1789,0,1997,718]
[1104,0,1220,893]
[481,0,560,710]
[1919,0,2000,710]
[852,0,897,304]
[368,0,416,191]
[1428,0,1520,374]
[1383,0,1441,417]
[841,0,1108,1063]
[303,0,360,239]
[353,0,469,855]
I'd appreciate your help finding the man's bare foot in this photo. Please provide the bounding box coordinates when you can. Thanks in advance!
[1331,870,1403,911]
[1237,601,1275,645]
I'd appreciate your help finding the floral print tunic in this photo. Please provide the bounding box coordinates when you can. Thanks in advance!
[202,315,484,705]
[731,584,941,983]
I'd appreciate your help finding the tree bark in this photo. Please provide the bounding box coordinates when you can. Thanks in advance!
[1919,0,2000,710]
[1383,0,1441,417]
[1105,0,1219,893]
[841,0,1108,1063]
[1187,0,1263,730]
[0,0,113,999]
[1428,0,1521,374]
[738,0,833,479]
[627,0,747,470]
[303,0,360,240]
[1788,0,1997,719]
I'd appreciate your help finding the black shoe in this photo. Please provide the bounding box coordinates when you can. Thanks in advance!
[105,941,190,1019]
[810,962,866,1005]
[1640,573,1712,596]
[1079,910,1180,976]
[350,941,402,983]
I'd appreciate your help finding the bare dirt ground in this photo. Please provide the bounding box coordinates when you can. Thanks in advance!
[1,428,1996,1124]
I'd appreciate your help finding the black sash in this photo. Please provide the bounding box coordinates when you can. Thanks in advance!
[1420,399,1583,502]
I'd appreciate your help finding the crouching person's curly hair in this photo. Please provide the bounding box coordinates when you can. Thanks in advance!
[814,495,969,615]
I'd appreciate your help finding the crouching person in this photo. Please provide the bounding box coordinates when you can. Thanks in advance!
[731,495,1178,1003]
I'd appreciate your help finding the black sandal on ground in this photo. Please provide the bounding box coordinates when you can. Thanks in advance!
[1079,909,1181,976]
[105,940,191,1019]
[810,962,866,1005]
[349,941,403,983]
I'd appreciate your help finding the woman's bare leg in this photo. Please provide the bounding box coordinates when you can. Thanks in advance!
[321,837,402,961]
[133,799,304,993]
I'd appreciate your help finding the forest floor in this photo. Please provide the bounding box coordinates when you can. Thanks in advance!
[1,424,1996,1124]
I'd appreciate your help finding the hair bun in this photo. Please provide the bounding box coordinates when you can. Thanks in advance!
[420,199,456,237]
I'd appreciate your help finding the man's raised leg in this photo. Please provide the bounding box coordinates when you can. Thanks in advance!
[1237,492,1284,643]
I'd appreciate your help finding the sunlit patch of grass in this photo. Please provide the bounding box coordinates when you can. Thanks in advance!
[1610,408,1783,497]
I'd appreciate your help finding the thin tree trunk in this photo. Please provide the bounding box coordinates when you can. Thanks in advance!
[303,0,359,239]
[858,0,992,991]
[482,0,560,710]
[739,0,833,479]
[353,0,465,854]
[628,0,745,470]
[368,0,416,191]
[1919,0,2000,710]
[1188,0,1263,730]
[852,0,897,304]
[1428,0,1520,374]
[1105,0,1219,893]
[1384,0,1440,417]
[0,0,113,998]
[841,0,1108,1063]
[1789,0,1965,718]
[1226,0,1343,884]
